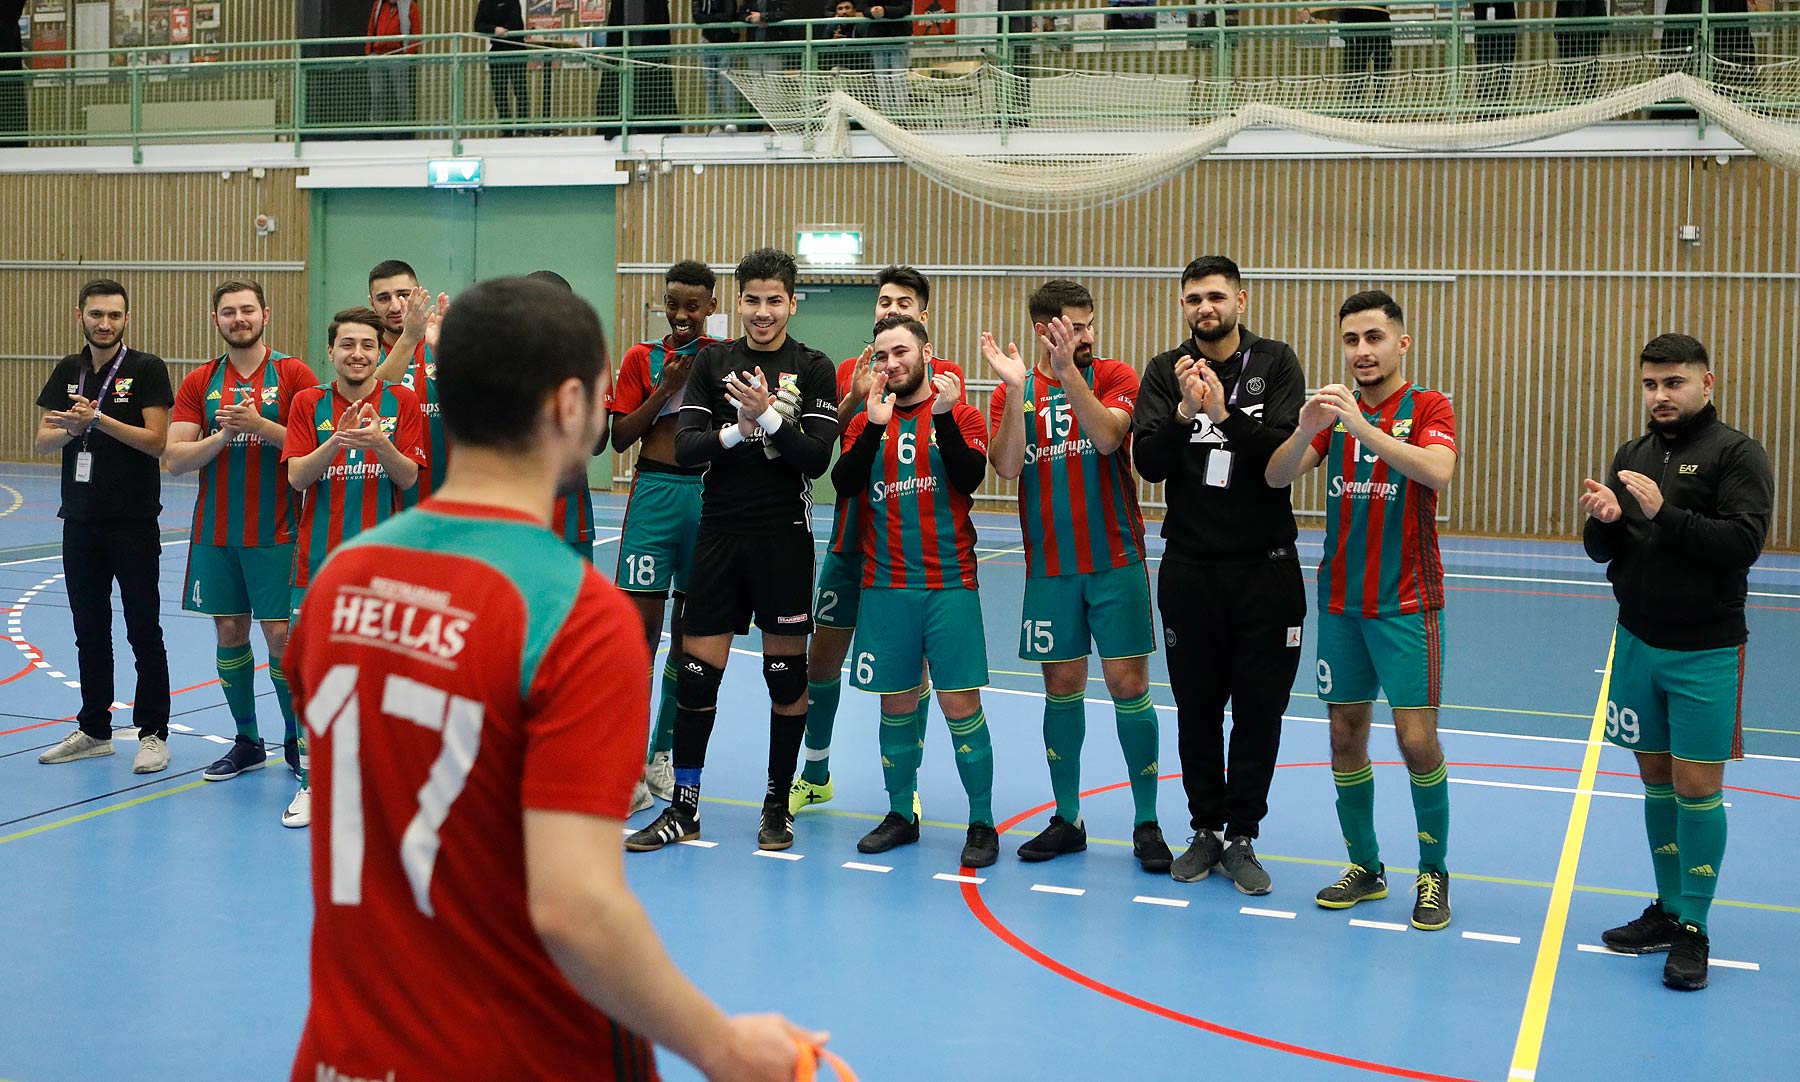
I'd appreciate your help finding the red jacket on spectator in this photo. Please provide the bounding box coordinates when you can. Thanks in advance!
[366,0,422,55]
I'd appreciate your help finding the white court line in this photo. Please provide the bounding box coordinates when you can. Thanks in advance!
[169,723,194,733]
[678,839,718,849]
[1241,906,1297,920]
[842,861,892,873]
[1349,919,1410,932]
[1450,777,1730,808]
[1463,931,1523,944]
[1576,944,1631,957]
[752,850,804,861]
[1575,943,1757,970]
[1132,895,1189,909]
[934,872,986,884]
[202,734,232,745]
[1030,884,1085,896]
[1710,958,1761,971]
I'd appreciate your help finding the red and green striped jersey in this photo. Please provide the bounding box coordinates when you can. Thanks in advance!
[828,354,966,557]
[552,485,595,545]
[388,339,444,507]
[283,381,428,590]
[989,359,1146,578]
[171,348,317,547]
[843,399,988,591]
[609,334,718,421]
[1309,382,1458,618]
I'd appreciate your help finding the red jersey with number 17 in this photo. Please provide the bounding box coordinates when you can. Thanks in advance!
[287,501,657,1082]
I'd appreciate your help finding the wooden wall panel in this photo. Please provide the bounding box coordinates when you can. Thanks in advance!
[0,170,310,461]
[616,155,1798,549]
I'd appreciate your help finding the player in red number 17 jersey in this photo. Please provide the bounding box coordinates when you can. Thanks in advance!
[287,276,822,1082]
[1266,290,1460,932]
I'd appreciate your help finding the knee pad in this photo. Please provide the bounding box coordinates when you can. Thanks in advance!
[676,655,725,713]
[763,654,808,707]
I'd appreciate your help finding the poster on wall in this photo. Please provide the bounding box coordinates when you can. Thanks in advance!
[193,2,219,29]
[554,0,577,11]
[578,0,605,21]
[114,0,144,48]
[169,5,190,43]
[29,9,66,71]
[145,2,170,65]
[912,0,954,37]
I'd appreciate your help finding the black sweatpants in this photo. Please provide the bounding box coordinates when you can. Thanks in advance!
[62,517,170,740]
[1157,555,1305,839]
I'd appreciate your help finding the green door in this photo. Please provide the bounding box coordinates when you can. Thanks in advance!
[788,283,877,507]
[308,186,619,486]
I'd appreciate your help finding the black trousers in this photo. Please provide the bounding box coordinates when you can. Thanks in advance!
[1158,555,1305,839]
[62,518,169,740]
[488,49,530,125]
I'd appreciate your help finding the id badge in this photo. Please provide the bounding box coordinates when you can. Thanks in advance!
[74,451,94,484]
[1204,447,1233,489]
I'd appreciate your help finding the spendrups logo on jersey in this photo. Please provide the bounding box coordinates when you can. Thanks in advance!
[328,577,472,664]
[870,474,938,504]
[1023,434,1096,466]
[1328,475,1400,501]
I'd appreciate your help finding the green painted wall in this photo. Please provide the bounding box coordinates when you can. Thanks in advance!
[307,185,619,484]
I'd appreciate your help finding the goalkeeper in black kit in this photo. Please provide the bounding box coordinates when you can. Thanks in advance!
[627,248,843,854]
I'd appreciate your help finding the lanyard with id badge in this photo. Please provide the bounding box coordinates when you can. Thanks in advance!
[1202,348,1252,490]
[73,348,128,484]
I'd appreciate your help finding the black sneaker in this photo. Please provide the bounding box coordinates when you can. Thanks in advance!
[624,807,700,852]
[1315,863,1388,909]
[758,805,795,851]
[283,737,301,777]
[1218,836,1273,896]
[1132,822,1173,874]
[1017,815,1086,862]
[1662,923,1710,991]
[1170,831,1224,883]
[1411,870,1452,931]
[1601,901,1681,955]
[858,812,921,854]
[202,737,266,782]
[960,822,999,869]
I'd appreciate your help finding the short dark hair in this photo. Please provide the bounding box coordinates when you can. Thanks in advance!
[211,279,267,311]
[1338,290,1405,326]
[327,307,385,345]
[873,313,929,349]
[1640,333,1709,369]
[1181,256,1242,290]
[735,248,798,296]
[368,259,417,288]
[1028,278,1094,324]
[79,278,129,311]
[437,277,608,453]
[875,265,930,309]
[666,260,717,292]
[527,269,574,292]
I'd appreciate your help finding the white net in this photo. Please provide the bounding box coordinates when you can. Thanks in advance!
[727,52,1800,212]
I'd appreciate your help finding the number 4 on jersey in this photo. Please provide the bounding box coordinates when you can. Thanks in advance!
[306,663,487,917]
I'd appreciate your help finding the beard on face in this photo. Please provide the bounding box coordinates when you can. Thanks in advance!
[1191,310,1237,344]
[222,323,264,349]
[888,360,927,398]
[82,323,118,349]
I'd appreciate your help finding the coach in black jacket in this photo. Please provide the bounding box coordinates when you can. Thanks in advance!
[1132,256,1307,892]
[474,0,530,129]
[1579,332,1772,990]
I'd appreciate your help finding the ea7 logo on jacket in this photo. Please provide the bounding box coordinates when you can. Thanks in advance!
[1679,464,1699,474]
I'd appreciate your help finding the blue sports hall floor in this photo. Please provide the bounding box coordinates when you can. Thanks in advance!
[1,462,1796,1082]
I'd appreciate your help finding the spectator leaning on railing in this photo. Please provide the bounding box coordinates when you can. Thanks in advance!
[824,1,871,73]
[365,0,422,138]
[862,0,912,112]
[695,0,748,127]
[475,0,532,133]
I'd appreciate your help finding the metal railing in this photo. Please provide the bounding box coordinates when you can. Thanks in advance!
[0,3,1793,156]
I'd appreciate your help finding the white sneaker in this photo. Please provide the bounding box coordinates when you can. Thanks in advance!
[132,735,170,774]
[282,786,312,829]
[645,750,675,802]
[38,730,115,764]
[629,777,654,816]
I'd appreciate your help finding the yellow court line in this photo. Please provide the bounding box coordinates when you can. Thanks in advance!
[0,483,23,518]
[1508,631,1614,1082]
[0,781,209,846]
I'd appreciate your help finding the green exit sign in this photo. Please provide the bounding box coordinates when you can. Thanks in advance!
[427,158,483,189]
[795,229,863,265]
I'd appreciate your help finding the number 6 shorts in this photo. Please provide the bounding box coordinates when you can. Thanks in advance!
[851,586,989,695]
[614,468,705,598]
[1605,623,1745,763]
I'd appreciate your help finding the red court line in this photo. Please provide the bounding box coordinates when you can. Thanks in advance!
[961,775,1483,1082]
[0,658,33,688]
[0,664,268,738]
[964,760,1797,1080]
